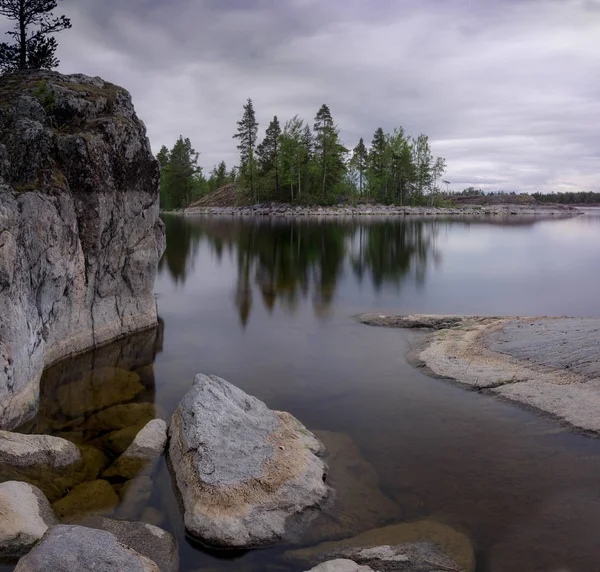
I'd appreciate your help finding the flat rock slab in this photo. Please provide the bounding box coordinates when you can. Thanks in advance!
[485,318,600,378]
[168,374,330,548]
[0,481,57,559]
[362,314,600,434]
[13,525,159,572]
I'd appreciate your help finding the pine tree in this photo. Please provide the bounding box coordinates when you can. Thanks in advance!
[233,98,259,202]
[256,115,282,199]
[0,0,71,73]
[160,136,203,209]
[313,104,346,200]
[351,138,368,198]
[368,128,388,202]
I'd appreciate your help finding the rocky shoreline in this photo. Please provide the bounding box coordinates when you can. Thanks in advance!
[359,314,600,436]
[173,203,582,218]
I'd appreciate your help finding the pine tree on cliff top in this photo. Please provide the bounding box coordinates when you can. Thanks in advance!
[0,0,71,74]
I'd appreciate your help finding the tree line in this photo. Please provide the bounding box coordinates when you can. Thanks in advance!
[159,99,448,208]
[532,191,600,205]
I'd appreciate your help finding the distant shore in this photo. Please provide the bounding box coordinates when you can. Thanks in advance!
[163,203,582,218]
[359,314,600,437]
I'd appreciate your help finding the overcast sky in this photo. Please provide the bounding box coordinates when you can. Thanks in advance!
[6,0,600,192]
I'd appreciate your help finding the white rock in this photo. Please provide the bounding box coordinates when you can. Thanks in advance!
[0,481,57,558]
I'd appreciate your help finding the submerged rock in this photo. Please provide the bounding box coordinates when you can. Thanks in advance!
[115,475,154,520]
[76,516,178,572]
[84,402,156,432]
[103,418,167,479]
[52,479,119,521]
[287,520,475,572]
[56,367,145,418]
[302,431,402,544]
[13,525,160,571]
[168,374,330,548]
[0,481,57,559]
[0,71,165,430]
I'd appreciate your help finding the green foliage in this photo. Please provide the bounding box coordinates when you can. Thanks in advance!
[0,0,72,73]
[32,79,55,112]
[158,136,206,210]
[256,115,282,200]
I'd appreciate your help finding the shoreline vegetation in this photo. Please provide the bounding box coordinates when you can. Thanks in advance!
[359,314,600,437]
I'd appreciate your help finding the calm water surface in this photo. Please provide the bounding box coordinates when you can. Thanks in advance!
[8,208,600,572]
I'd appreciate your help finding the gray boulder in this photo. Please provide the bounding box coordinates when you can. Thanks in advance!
[103,419,167,479]
[13,525,160,572]
[168,374,330,548]
[76,517,178,572]
[0,431,88,501]
[0,481,57,559]
[0,71,165,430]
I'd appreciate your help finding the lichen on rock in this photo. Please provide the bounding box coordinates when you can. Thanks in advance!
[0,71,165,430]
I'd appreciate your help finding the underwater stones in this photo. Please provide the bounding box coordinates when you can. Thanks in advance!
[77,517,178,572]
[84,402,156,432]
[52,479,119,521]
[302,431,402,544]
[104,423,147,455]
[287,520,475,572]
[0,481,57,559]
[168,374,330,548]
[115,476,154,520]
[103,419,167,479]
[13,525,160,572]
[56,367,145,418]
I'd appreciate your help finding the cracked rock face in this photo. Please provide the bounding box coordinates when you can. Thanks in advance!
[0,71,165,430]
[168,374,330,548]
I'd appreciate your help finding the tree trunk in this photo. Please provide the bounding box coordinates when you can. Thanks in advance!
[19,0,26,70]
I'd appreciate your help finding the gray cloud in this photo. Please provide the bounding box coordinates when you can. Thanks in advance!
[2,0,598,192]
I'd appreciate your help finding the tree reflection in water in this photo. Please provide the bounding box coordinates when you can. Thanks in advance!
[160,215,440,326]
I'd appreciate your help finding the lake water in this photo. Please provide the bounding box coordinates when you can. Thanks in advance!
[6,208,600,572]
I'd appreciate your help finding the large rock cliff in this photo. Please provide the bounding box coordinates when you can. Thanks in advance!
[0,71,165,430]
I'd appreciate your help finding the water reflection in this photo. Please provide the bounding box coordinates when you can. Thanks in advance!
[160,216,444,325]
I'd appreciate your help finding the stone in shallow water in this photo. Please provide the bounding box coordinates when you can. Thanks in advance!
[301,431,402,544]
[56,367,145,418]
[75,516,178,572]
[287,520,476,572]
[13,525,160,572]
[103,419,167,479]
[52,479,119,521]
[0,481,57,559]
[0,431,86,501]
[168,373,330,548]
[104,422,148,455]
[115,475,154,520]
[84,402,156,432]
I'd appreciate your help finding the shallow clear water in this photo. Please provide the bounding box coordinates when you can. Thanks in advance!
[5,208,600,572]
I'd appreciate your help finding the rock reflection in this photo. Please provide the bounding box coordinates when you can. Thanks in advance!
[160,216,441,326]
